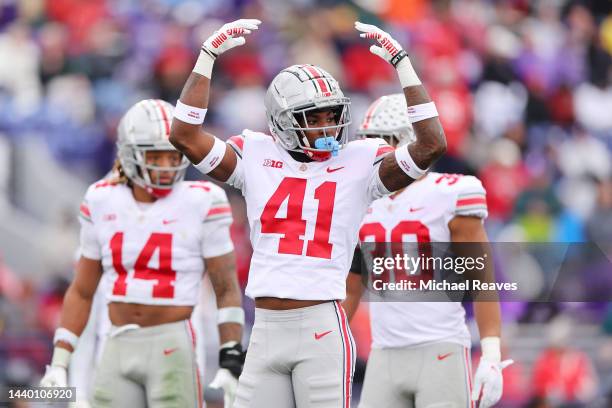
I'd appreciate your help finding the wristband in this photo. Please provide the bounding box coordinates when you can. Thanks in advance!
[194,137,226,174]
[407,102,438,123]
[218,307,245,326]
[174,100,207,125]
[390,49,407,68]
[396,57,422,88]
[51,346,72,368]
[481,336,502,363]
[53,327,79,350]
[395,145,427,180]
[193,48,216,78]
[220,340,239,349]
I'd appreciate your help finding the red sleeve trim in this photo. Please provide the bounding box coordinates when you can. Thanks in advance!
[206,206,232,216]
[228,135,244,152]
[376,145,394,157]
[189,181,211,192]
[456,197,487,207]
[80,203,91,218]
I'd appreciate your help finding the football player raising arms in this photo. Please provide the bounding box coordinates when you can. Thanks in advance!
[169,20,446,407]
[40,99,244,408]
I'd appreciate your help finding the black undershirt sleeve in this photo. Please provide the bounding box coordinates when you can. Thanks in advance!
[350,246,363,275]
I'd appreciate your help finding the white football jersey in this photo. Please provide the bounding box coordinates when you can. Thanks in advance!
[227,130,392,300]
[358,172,488,349]
[78,180,234,306]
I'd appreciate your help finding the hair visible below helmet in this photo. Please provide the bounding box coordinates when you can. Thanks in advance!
[264,64,351,161]
[357,93,416,147]
[116,99,189,198]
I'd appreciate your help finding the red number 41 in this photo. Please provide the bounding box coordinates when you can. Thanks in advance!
[260,177,336,259]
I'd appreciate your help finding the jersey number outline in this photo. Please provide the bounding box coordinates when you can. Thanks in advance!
[260,177,336,259]
[110,232,177,298]
[359,221,433,283]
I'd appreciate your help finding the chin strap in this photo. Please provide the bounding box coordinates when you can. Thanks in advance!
[314,136,340,157]
[146,186,172,198]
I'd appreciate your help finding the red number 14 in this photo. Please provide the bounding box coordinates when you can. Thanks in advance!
[260,178,336,259]
[111,232,177,298]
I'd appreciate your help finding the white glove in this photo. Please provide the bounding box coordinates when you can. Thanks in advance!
[355,21,421,88]
[354,22,406,66]
[40,365,68,387]
[203,19,262,58]
[209,368,239,407]
[471,358,514,408]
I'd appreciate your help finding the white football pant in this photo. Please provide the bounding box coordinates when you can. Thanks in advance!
[234,301,356,408]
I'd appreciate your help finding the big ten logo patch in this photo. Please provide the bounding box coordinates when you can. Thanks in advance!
[263,159,284,169]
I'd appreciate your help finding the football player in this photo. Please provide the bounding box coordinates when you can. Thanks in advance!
[169,20,447,407]
[40,99,244,408]
[344,94,513,408]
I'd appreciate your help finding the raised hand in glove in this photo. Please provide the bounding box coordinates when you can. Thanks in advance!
[355,21,421,88]
[354,21,407,67]
[202,19,262,59]
[194,19,261,79]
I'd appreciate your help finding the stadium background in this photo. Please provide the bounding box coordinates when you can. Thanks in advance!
[0,0,611,406]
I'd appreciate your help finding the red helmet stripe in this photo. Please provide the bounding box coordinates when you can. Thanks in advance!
[361,97,386,130]
[303,65,330,95]
[298,65,322,94]
[153,99,171,137]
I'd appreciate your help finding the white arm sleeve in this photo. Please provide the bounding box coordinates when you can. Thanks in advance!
[79,214,101,260]
[225,158,245,195]
[201,186,235,258]
[367,162,391,202]
[201,217,234,258]
[365,138,394,202]
[454,176,488,219]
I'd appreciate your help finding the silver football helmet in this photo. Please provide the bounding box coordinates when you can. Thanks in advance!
[264,64,351,161]
[116,99,189,197]
[357,93,415,147]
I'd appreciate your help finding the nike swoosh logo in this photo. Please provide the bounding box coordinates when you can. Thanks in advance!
[162,219,177,225]
[437,352,453,361]
[409,207,424,212]
[314,330,333,340]
[326,166,345,173]
[164,347,178,356]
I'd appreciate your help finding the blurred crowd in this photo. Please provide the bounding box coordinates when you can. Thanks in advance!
[0,0,611,240]
[1,0,612,405]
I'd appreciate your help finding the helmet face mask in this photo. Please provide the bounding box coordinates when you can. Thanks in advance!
[357,93,416,148]
[289,104,351,159]
[119,147,188,197]
[265,65,351,161]
[117,99,189,198]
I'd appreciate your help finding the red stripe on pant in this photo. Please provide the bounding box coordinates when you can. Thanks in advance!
[187,320,203,408]
[335,301,353,408]
[464,347,474,408]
